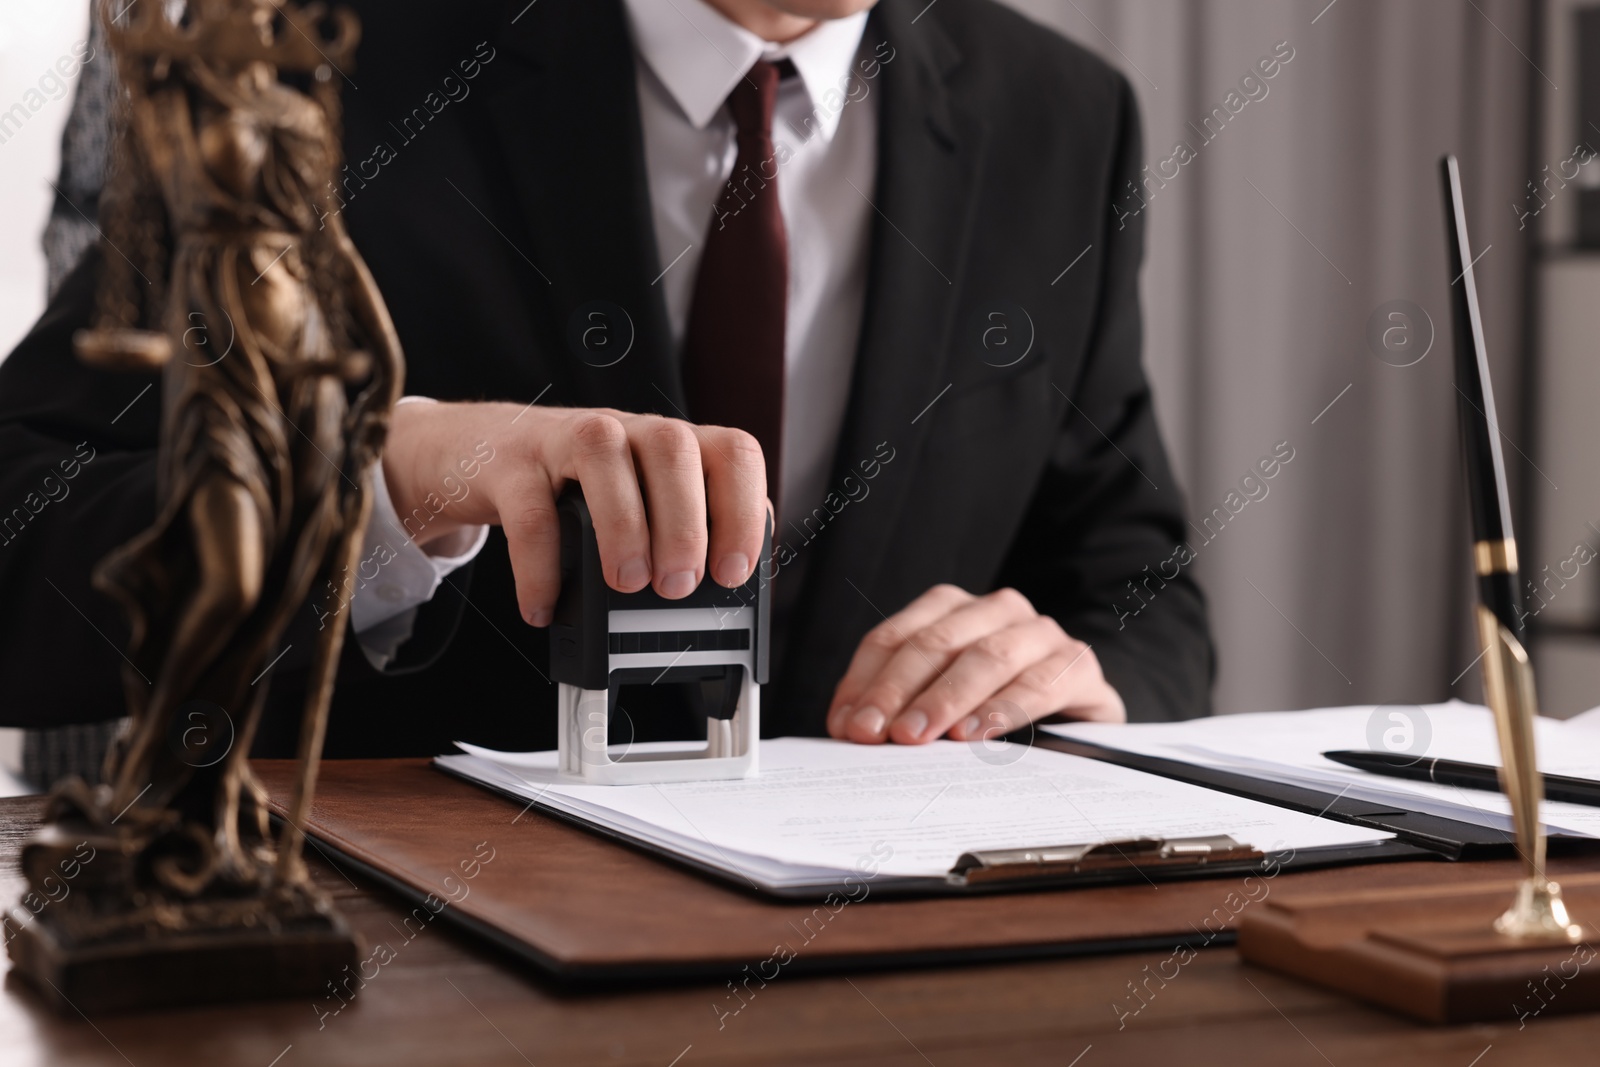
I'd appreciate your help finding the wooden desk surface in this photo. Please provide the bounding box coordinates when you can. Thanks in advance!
[3,795,1597,1066]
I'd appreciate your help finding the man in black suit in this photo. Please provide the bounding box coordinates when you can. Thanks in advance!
[0,0,1211,760]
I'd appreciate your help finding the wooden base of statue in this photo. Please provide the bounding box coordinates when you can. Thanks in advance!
[6,806,360,1015]
[9,908,359,1016]
[1238,872,1600,1024]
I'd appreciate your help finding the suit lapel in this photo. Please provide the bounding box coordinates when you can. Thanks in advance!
[774,0,988,728]
[483,0,681,415]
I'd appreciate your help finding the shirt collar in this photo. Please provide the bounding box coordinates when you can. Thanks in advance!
[622,0,870,141]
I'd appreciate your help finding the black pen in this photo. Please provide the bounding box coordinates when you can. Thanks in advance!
[1442,154,1524,642]
[1323,750,1600,808]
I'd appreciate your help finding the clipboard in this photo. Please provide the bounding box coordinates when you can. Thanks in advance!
[432,753,1432,900]
[257,758,1439,983]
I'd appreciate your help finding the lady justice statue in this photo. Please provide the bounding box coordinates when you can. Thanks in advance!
[8,0,402,1010]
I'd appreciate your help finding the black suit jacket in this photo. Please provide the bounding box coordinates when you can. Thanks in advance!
[0,0,1211,755]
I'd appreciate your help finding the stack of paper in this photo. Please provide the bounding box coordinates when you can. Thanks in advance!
[438,737,1394,893]
[1047,701,1600,839]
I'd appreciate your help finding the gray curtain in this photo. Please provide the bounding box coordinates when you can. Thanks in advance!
[1000,0,1534,713]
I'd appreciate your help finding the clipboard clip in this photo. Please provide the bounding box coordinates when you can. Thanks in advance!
[948,834,1262,886]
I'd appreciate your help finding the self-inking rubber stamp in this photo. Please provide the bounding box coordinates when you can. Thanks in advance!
[549,487,770,783]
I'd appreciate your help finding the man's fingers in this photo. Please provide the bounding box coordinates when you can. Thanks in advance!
[825,583,975,737]
[553,412,652,593]
[497,474,563,625]
[954,702,1024,750]
[698,425,767,589]
[838,589,1037,743]
[887,615,1069,743]
[947,641,1121,740]
[630,417,709,599]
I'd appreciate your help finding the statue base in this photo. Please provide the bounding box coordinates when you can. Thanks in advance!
[6,816,360,1015]
[1238,872,1600,1024]
[8,900,359,1015]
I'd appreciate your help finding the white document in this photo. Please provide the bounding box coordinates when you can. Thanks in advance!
[1047,701,1600,839]
[437,737,1393,891]
[1571,705,1600,729]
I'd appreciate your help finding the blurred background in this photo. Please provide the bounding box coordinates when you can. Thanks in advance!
[0,0,1594,782]
[1008,0,1600,725]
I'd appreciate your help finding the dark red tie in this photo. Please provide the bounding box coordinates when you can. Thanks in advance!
[683,59,788,509]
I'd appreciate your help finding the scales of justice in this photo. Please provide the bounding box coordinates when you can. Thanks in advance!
[6,0,400,1011]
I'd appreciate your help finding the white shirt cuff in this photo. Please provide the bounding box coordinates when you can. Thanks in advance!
[350,402,490,665]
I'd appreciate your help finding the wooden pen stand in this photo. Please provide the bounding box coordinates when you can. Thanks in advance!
[1239,872,1600,1024]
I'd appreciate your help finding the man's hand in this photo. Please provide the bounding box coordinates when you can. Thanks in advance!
[825,585,1125,744]
[381,401,768,625]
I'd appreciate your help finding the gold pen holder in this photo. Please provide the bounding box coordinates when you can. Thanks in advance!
[1474,605,1584,942]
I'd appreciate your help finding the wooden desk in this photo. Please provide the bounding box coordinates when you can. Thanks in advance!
[2,795,1596,1066]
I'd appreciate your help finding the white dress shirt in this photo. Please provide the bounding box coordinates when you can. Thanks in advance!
[621,0,875,528]
[350,0,878,662]
[349,398,490,667]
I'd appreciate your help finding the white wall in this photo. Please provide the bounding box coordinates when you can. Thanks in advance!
[0,0,91,361]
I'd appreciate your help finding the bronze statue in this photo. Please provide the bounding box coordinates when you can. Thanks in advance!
[7,0,400,1012]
